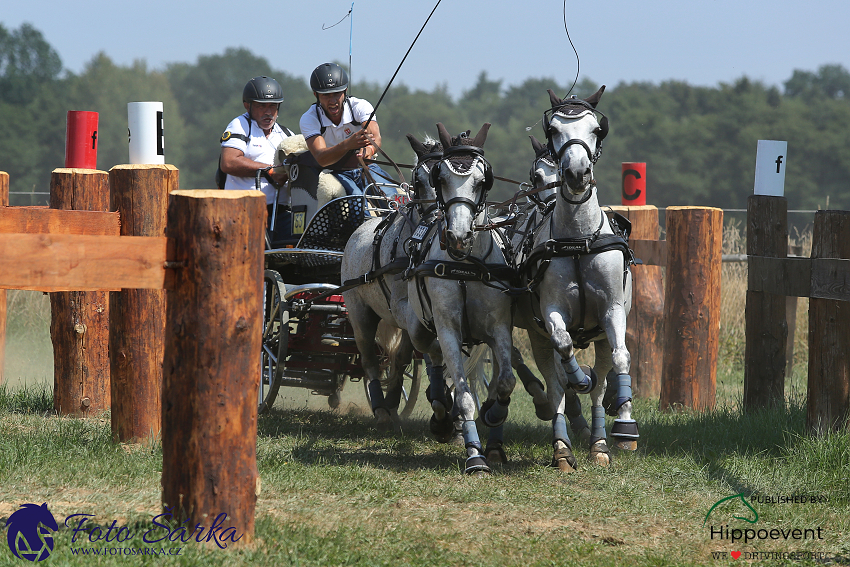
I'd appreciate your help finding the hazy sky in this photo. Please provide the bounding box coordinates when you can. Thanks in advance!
[4,0,849,97]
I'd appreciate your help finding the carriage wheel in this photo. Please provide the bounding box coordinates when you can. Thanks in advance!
[259,270,288,414]
[464,344,493,413]
[362,359,423,419]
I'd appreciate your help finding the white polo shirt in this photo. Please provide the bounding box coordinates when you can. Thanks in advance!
[299,97,375,147]
[220,113,291,204]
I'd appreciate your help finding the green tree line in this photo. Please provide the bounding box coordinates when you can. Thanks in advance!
[2,23,848,212]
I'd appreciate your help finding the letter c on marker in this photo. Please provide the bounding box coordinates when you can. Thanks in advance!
[622,169,642,201]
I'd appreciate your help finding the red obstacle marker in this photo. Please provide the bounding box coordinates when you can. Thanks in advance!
[621,162,646,206]
[64,111,99,169]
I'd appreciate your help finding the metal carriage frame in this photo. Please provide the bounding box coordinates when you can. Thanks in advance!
[258,185,425,416]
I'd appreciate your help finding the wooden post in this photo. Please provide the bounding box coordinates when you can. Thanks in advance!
[659,207,723,411]
[0,171,7,385]
[785,244,803,379]
[109,165,177,442]
[609,205,664,399]
[744,195,788,410]
[807,210,850,433]
[161,190,265,542]
[49,169,111,416]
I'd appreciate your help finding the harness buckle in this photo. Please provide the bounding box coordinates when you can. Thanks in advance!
[434,263,446,277]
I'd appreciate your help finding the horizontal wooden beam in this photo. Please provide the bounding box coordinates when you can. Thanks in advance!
[0,233,172,291]
[0,207,120,236]
[630,238,667,267]
[748,255,850,302]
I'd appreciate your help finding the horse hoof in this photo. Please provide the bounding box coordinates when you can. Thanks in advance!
[614,439,638,452]
[430,413,455,443]
[484,443,508,465]
[534,402,555,421]
[374,408,394,431]
[464,455,492,476]
[551,442,577,473]
[588,440,612,467]
[327,393,340,409]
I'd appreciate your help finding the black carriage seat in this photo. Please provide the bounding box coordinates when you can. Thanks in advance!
[266,195,367,269]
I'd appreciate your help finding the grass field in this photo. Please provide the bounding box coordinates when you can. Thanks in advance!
[1,224,849,566]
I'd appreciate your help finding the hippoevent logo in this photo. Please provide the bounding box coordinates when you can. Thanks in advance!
[705,492,830,559]
[6,503,58,562]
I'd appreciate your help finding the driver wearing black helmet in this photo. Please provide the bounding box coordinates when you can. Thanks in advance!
[299,62,392,197]
[220,76,294,207]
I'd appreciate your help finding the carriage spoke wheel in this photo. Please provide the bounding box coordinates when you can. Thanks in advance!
[363,359,423,419]
[259,270,289,414]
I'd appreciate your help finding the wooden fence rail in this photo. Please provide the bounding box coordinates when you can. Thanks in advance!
[0,170,264,542]
[744,195,850,432]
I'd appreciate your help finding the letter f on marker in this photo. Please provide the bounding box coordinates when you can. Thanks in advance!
[775,155,783,173]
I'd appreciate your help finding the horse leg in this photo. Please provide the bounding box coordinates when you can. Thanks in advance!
[438,327,490,476]
[348,300,393,429]
[528,330,577,472]
[545,310,596,394]
[600,311,638,452]
[583,341,615,466]
[383,330,415,418]
[480,331,516,465]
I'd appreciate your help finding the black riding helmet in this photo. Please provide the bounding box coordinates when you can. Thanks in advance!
[242,76,284,104]
[310,63,349,94]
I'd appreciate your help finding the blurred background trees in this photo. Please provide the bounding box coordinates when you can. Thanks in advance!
[1,23,848,213]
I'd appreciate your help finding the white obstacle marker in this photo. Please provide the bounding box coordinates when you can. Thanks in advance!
[753,140,787,197]
[128,102,165,164]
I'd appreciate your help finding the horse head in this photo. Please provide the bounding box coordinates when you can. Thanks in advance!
[528,135,559,206]
[434,122,493,259]
[544,86,608,199]
[405,133,442,216]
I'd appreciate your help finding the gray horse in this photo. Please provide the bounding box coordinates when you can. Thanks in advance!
[514,86,637,470]
[340,135,441,430]
[342,125,516,475]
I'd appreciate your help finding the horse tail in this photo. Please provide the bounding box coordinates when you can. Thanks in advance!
[376,320,404,389]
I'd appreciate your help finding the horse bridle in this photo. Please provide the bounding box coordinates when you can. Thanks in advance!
[544,102,609,205]
[431,145,493,216]
[411,150,442,218]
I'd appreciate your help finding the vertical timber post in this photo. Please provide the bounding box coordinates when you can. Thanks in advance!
[807,210,850,433]
[50,168,111,416]
[659,206,723,411]
[609,205,664,399]
[161,190,265,542]
[0,171,7,385]
[744,195,788,410]
[109,164,177,442]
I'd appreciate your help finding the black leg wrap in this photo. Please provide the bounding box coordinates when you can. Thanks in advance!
[384,386,402,411]
[429,413,455,443]
[368,379,385,412]
[481,397,510,428]
[602,370,617,415]
[611,419,640,440]
[464,446,491,475]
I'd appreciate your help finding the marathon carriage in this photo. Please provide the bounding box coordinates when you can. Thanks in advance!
[258,142,424,415]
[257,135,496,420]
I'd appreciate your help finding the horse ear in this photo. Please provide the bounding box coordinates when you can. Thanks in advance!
[529,135,547,157]
[585,85,607,108]
[597,116,609,141]
[436,123,452,149]
[470,123,491,148]
[406,133,427,157]
[548,88,563,108]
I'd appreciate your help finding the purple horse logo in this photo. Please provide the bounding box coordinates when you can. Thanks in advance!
[6,503,58,562]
